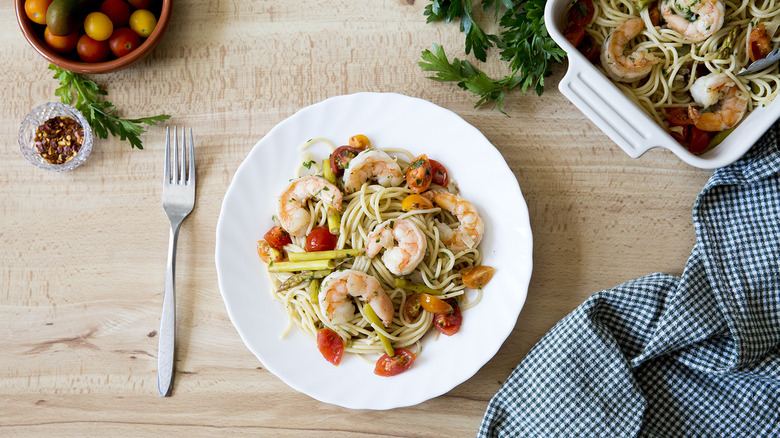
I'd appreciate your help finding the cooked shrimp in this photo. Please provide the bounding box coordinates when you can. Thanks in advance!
[342,149,404,193]
[661,0,724,43]
[600,18,658,83]
[688,73,748,131]
[319,269,394,327]
[365,219,427,276]
[277,175,343,237]
[427,190,484,253]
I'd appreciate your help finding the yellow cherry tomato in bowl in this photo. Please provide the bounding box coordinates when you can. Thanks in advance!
[129,9,157,38]
[84,12,114,41]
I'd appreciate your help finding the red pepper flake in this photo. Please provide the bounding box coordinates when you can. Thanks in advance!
[33,116,84,165]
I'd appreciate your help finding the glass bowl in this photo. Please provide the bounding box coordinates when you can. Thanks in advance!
[19,102,94,172]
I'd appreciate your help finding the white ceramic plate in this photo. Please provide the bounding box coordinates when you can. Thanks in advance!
[215,93,533,410]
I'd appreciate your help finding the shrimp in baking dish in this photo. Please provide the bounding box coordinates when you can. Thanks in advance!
[319,269,394,327]
[688,73,748,131]
[662,0,724,43]
[600,18,658,83]
[426,189,484,253]
[277,175,343,237]
[365,218,427,276]
[342,149,404,193]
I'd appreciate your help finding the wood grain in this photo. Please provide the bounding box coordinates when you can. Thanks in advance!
[1,0,711,436]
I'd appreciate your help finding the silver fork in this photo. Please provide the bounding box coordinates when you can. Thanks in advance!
[158,127,195,397]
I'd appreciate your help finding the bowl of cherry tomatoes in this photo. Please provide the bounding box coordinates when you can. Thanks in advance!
[16,0,172,74]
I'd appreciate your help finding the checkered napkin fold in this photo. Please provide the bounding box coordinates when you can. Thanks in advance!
[479,122,780,438]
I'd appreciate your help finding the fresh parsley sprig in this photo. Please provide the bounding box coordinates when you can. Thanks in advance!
[49,64,171,149]
[420,0,566,114]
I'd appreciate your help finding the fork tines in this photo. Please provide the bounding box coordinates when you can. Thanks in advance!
[164,126,195,185]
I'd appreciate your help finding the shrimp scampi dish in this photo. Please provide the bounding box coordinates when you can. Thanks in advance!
[256,134,495,377]
[562,0,780,154]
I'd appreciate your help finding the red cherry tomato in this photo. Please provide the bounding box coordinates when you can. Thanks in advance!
[406,155,432,193]
[688,126,712,154]
[316,328,344,366]
[305,226,338,252]
[101,0,132,27]
[429,159,448,187]
[126,0,152,8]
[108,27,141,57]
[329,146,361,177]
[264,226,292,249]
[374,348,416,377]
[564,25,585,47]
[748,24,771,62]
[77,34,110,62]
[433,299,462,336]
[665,107,694,126]
[668,125,689,144]
[578,34,600,62]
[44,27,78,53]
[569,0,594,26]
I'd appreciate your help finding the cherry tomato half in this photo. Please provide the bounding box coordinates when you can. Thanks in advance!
[305,226,338,252]
[264,225,292,250]
[25,0,53,25]
[569,0,594,26]
[348,134,370,150]
[374,348,416,377]
[77,34,110,62]
[665,107,694,126]
[256,240,285,264]
[461,265,495,289]
[402,293,422,322]
[688,126,712,154]
[748,24,771,62]
[406,155,432,193]
[44,27,78,53]
[109,27,141,57]
[329,145,361,177]
[429,159,448,187]
[564,24,585,47]
[101,0,132,27]
[578,34,600,62]
[419,293,453,315]
[401,194,433,211]
[433,300,462,336]
[316,328,344,366]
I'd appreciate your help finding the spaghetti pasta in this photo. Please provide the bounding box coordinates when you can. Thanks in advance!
[257,136,491,375]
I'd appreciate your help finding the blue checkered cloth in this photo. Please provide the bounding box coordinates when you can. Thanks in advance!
[479,122,780,438]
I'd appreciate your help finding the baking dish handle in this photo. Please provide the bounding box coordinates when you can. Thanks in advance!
[558,63,658,158]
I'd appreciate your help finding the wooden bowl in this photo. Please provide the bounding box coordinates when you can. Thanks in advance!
[15,0,172,74]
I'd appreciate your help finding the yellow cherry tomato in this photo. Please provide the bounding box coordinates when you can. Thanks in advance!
[401,194,433,211]
[348,134,370,150]
[129,9,157,38]
[84,12,114,41]
[25,0,53,25]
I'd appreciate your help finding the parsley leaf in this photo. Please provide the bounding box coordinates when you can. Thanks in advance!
[420,0,566,113]
[49,64,171,149]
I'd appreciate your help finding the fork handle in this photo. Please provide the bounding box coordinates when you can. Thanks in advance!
[158,221,181,397]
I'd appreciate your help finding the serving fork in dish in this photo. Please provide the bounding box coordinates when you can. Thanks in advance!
[158,127,195,397]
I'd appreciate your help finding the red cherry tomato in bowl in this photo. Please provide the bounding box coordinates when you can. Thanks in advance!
[316,328,344,366]
[126,0,152,8]
[109,27,142,57]
[264,225,292,249]
[101,0,132,27]
[44,27,78,53]
[374,348,416,377]
[305,226,337,252]
[77,35,110,62]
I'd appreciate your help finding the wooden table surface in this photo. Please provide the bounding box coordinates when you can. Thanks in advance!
[1,1,713,436]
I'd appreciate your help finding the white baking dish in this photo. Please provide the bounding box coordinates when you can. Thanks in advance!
[544,0,780,169]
